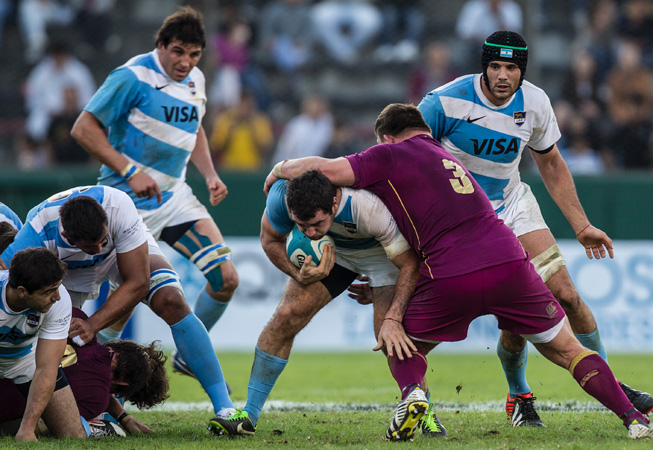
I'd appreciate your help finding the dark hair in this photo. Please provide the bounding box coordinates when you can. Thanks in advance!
[374,103,431,142]
[482,31,528,87]
[107,340,169,409]
[8,248,66,293]
[60,196,108,244]
[0,222,17,254]
[286,171,337,222]
[155,6,206,48]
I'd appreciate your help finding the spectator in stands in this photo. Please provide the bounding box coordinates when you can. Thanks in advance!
[46,86,93,165]
[373,0,424,63]
[455,0,522,72]
[258,0,315,78]
[323,120,365,159]
[71,0,116,52]
[406,40,459,105]
[617,0,653,68]
[606,39,653,169]
[0,0,13,51]
[18,0,76,63]
[24,40,95,147]
[560,47,605,119]
[209,91,274,172]
[208,18,269,115]
[572,0,619,82]
[311,0,382,65]
[561,115,605,175]
[271,94,334,163]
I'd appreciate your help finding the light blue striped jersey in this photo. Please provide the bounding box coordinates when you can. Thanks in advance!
[85,49,207,211]
[266,180,409,258]
[0,272,71,360]
[418,74,560,213]
[0,202,22,230]
[0,186,147,272]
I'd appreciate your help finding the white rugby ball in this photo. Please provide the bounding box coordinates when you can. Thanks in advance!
[286,225,335,268]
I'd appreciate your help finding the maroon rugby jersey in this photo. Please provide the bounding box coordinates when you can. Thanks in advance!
[346,134,525,280]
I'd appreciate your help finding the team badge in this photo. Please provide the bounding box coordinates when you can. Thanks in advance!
[343,221,357,233]
[26,313,40,327]
[513,111,526,126]
[188,81,196,95]
[546,301,558,319]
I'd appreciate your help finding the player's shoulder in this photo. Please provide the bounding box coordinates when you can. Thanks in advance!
[520,79,552,105]
[432,74,475,97]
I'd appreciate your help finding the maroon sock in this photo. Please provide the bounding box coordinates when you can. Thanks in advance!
[387,351,428,400]
[570,351,648,425]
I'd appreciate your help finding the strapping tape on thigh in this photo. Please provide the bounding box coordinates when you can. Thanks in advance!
[147,268,183,303]
[530,243,566,283]
[190,243,232,275]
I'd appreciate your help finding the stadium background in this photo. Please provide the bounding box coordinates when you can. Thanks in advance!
[0,0,651,352]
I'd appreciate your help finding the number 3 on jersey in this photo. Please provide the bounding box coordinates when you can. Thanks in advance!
[442,159,474,194]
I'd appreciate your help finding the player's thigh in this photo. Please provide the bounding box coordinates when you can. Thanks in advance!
[270,278,333,333]
[41,385,85,438]
[532,318,585,369]
[518,228,557,257]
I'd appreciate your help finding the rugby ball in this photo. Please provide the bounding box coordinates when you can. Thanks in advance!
[286,225,335,268]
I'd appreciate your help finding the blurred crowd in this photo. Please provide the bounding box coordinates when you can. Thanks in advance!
[4,0,653,173]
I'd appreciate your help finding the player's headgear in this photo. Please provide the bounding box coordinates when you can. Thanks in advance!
[482,31,528,88]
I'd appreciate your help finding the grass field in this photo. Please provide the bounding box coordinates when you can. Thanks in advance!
[3,351,653,449]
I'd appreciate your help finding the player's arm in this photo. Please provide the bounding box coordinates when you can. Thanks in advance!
[260,212,334,284]
[373,249,420,360]
[530,143,613,260]
[15,337,67,442]
[264,157,355,194]
[71,111,162,203]
[190,125,228,207]
[69,242,150,344]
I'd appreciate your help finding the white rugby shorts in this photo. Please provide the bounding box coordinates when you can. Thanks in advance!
[497,182,549,238]
[137,182,212,240]
[335,245,399,288]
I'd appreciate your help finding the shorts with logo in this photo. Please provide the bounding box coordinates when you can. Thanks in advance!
[335,245,399,288]
[498,182,549,239]
[67,232,163,308]
[403,257,566,343]
[137,182,212,240]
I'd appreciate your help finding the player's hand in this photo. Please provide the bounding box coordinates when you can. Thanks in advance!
[206,176,228,206]
[121,415,154,434]
[263,171,279,196]
[128,170,162,204]
[296,243,335,284]
[348,276,372,305]
[373,318,417,360]
[68,318,96,345]
[576,225,614,260]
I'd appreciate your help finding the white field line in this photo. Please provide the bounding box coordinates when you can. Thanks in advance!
[141,400,611,413]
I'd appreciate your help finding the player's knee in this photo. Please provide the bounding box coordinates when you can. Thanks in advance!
[500,329,527,352]
[553,285,583,313]
[271,304,305,335]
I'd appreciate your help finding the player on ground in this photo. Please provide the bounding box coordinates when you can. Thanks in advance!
[0,185,236,426]
[416,30,653,425]
[0,307,168,436]
[1,248,92,441]
[71,6,238,372]
[209,170,425,437]
[0,202,22,230]
[262,103,653,441]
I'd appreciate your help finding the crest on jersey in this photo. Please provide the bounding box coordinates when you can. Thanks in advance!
[188,81,196,95]
[343,221,357,233]
[513,111,526,126]
[26,313,40,327]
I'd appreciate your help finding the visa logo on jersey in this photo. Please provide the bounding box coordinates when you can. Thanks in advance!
[162,106,199,122]
[470,138,519,155]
